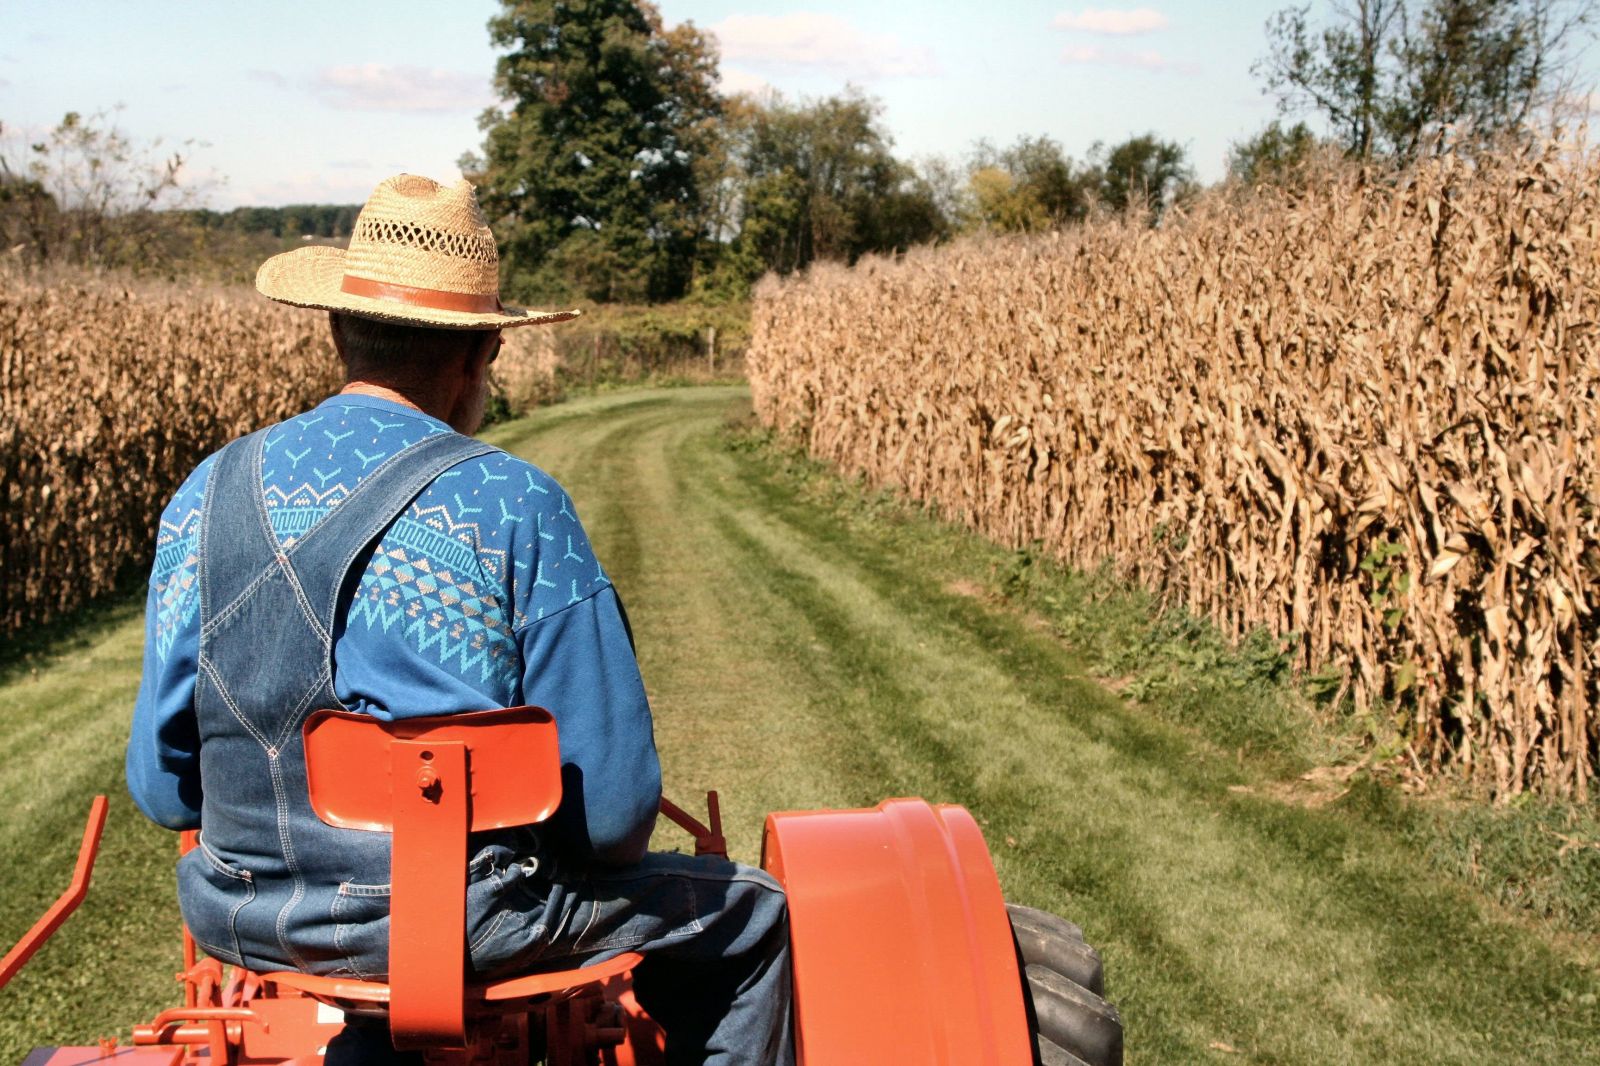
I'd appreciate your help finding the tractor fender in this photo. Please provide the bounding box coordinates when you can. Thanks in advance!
[761,798,1032,1066]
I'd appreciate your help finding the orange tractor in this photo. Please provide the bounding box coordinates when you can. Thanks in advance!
[2,706,1122,1065]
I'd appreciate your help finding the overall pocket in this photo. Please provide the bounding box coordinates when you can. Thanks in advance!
[178,837,255,965]
[573,868,700,953]
[465,845,554,977]
[331,882,391,980]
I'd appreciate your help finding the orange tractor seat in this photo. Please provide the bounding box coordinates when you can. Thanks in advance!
[261,705,648,1055]
[9,709,1062,1065]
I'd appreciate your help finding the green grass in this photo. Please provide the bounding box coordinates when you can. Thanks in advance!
[3,386,1598,1063]
[747,430,1600,940]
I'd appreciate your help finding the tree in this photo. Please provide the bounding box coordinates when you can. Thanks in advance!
[1393,0,1594,151]
[910,154,970,232]
[0,110,193,267]
[1256,0,1597,163]
[0,157,56,259]
[848,167,949,260]
[1228,119,1324,184]
[959,134,1194,232]
[475,0,721,303]
[1095,134,1195,218]
[965,136,1099,233]
[966,166,1047,233]
[704,88,946,291]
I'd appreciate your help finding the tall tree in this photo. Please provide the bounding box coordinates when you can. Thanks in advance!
[1095,134,1195,218]
[965,136,1099,232]
[1256,0,1596,163]
[708,88,946,289]
[475,0,721,302]
[1227,120,1324,184]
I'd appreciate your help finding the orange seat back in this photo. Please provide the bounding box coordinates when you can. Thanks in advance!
[301,706,562,1049]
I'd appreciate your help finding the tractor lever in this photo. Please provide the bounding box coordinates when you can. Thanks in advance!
[659,791,727,858]
[0,795,109,990]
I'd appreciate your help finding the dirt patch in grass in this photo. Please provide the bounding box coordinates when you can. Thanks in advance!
[1229,765,1362,809]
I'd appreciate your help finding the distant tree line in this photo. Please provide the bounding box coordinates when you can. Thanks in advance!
[474,0,1592,305]
[470,0,1198,305]
[185,203,361,239]
[1232,0,1595,183]
[6,1,1590,296]
[0,111,360,273]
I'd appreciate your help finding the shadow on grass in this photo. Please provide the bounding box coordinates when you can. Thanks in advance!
[0,572,146,686]
[725,415,1600,940]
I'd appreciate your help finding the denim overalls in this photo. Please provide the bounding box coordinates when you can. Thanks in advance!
[178,426,493,975]
[176,419,795,1063]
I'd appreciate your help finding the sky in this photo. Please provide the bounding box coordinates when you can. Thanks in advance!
[1,1,1595,208]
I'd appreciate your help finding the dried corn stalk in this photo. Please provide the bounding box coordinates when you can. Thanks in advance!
[748,140,1600,800]
[1,269,338,635]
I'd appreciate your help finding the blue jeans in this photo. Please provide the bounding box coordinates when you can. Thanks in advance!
[473,849,794,1066]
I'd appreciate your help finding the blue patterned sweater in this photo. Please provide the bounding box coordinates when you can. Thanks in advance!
[125,393,661,864]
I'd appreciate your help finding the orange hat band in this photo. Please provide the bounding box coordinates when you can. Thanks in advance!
[340,275,504,315]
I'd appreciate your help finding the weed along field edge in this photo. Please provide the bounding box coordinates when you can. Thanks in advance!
[1,386,1596,1064]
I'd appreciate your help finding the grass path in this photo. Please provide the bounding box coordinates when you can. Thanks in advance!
[2,386,1596,1062]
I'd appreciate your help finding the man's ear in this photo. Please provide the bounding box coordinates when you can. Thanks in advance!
[480,329,503,365]
[454,333,482,381]
[467,330,500,380]
[328,312,349,362]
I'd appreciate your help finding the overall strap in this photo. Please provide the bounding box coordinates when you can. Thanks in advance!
[282,429,497,638]
[199,426,495,640]
[198,427,277,631]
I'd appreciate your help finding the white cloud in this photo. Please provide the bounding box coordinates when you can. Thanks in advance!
[230,171,404,207]
[311,65,493,114]
[1053,8,1169,36]
[1062,44,1198,74]
[1553,90,1600,118]
[0,119,52,143]
[247,69,289,90]
[718,66,775,98]
[710,13,938,80]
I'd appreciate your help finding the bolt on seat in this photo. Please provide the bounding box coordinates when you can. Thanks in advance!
[261,705,643,1051]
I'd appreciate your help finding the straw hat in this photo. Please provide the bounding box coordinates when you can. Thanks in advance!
[255,174,578,330]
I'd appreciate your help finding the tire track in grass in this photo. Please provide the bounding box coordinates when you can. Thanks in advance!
[714,436,1402,1060]
[692,461,1304,1061]
[551,387,1595,1063]
[770,390,1582,1059]
[687,394,1598,1064]
[491,389,856,857]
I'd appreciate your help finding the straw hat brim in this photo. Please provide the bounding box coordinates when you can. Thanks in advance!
[256,245,579,329]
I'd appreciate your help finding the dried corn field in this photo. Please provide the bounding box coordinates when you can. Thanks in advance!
[0,269,338,635]
[749,141,1600,800]
[0,267,695,640]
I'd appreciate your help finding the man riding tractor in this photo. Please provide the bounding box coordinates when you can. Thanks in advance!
[124,174,793,1066]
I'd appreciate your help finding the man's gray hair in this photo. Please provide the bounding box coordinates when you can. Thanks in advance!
[329,312,490,386]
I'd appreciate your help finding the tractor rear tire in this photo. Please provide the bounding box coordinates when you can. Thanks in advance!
[1037,1035,1092,1066]
[1009,906,1123,1066]
[1008,904,1104,995]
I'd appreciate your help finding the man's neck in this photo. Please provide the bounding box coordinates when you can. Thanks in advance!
[339,381,452,425]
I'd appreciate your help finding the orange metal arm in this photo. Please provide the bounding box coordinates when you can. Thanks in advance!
[659,792,727,858]
[132,1006,270,1042]
[0,795,108,991]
